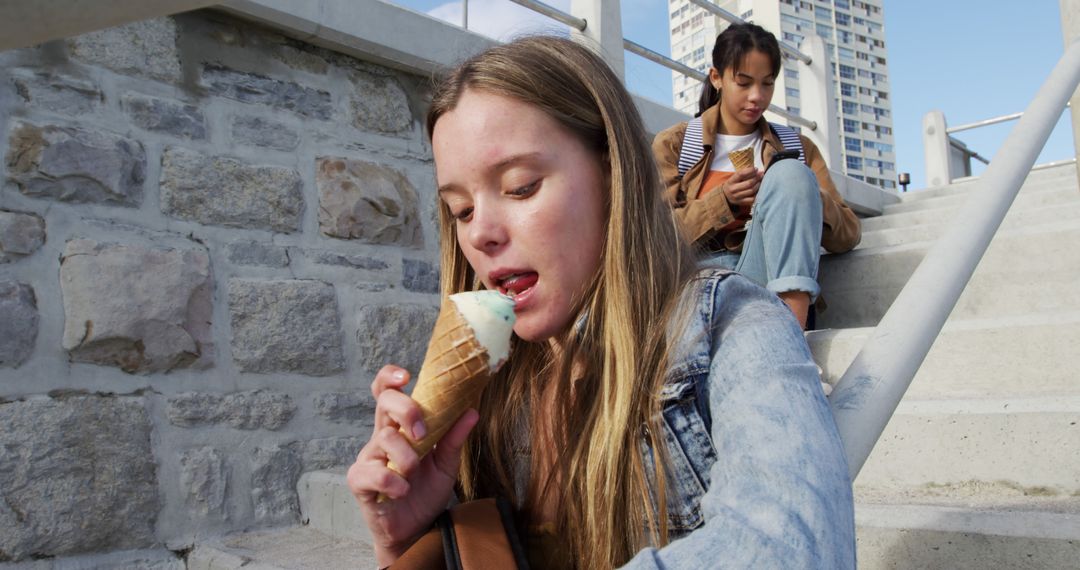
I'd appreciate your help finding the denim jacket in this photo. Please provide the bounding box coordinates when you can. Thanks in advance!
[623,268,856,569]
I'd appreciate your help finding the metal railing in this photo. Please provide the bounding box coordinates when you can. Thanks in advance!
[926,103,1074,185]
[829,38,1080,478]
[502,0,820,131]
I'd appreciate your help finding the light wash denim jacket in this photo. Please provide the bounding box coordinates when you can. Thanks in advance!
[622,268,856,569]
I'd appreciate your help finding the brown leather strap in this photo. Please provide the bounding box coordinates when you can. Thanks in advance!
[388,519,447,570]
[447,498,525,569]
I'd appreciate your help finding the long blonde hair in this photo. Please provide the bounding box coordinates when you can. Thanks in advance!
[426,35,696,569]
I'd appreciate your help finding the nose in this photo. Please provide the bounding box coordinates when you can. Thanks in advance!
[462,199,508,254]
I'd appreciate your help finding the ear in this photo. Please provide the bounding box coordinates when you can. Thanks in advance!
[708,67,722,91]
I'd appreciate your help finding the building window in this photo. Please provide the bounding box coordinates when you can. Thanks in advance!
[846,155,863,170]
[840,82,855,96]
[843,118,859,133]
[786,87,801,98]
[842,100,857,115]
[835,12,850,26]
[845,137,862,152]
[838,47,855,61]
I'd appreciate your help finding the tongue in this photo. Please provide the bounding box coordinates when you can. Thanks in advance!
[503,272,538,296]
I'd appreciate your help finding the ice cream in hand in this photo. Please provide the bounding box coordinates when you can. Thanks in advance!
[391,290,515,470]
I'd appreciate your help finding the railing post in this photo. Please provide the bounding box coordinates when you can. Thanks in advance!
[570,0,625,81]
[797,35,840,168]
[923,110,953,186]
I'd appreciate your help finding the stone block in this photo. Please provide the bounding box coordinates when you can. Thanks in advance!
[0,396,157,562]
[309,251,389,271]
[231,116,300,151]
[291,436,367,471]
[250,445,301,525]
[228,280,345,376]
[355,303,438,374]
[202,64,332,120]
[60,239,213,374]
[166,390,296,431]
[0,210,45,263]
[0,282,38,368]
[313,392,375,424]
[5,121,145,206]
[67,17,182,83]
[122,93,207,140]
[402,258,439,294]
[160,147,303,233]
[316,158,422,247]
[11,70,103,115]
[179,447,227,518]
[226,241,290,268]
[350,71,412,135]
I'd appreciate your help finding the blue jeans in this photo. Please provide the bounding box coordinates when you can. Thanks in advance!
[702,159,823,301]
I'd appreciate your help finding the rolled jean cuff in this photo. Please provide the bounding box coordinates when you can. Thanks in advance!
[766,275,820,302]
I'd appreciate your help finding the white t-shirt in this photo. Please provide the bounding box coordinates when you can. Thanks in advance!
[709,131,765,172]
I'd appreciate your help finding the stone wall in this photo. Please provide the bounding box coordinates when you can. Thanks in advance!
[0,10,441,563]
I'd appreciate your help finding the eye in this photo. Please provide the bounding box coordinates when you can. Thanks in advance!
[507,179,540,197]
[452,206,474,222]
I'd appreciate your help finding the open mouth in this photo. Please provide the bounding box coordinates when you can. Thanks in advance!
[496,272,538,298]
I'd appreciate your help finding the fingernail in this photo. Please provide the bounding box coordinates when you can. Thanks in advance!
[392,370,406,381]
[412,421,427,440]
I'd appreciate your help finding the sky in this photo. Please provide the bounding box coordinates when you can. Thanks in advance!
[391,0,1075,190]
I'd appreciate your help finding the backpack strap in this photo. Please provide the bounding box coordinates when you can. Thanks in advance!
[676,116,705,177]
[768,122,806,163]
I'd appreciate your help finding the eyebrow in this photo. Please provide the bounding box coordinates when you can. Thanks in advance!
[735,71,775,81]
[437,151,544,194]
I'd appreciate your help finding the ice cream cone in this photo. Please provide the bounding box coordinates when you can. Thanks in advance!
[729,146,755,171]
[380,292,514,498]
[400,302,493,459]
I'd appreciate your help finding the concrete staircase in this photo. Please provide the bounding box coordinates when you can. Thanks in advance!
[189,164,1080,569]
[812,162,1080,568]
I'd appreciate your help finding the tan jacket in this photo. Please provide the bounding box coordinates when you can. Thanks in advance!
[652,103,861,253]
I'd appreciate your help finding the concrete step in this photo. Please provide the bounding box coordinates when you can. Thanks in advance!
[856,200,1080,249]
[298,469,370,543]
[855,503,1080,570]
[861,186,1080,233]
[818,219,1080,329]
[808,311,1080,399]
[899,164,1078,202]
[885,177,1078,215]
[852,397,1080,497]
[889,170,1075,214]
[187,526,376,570]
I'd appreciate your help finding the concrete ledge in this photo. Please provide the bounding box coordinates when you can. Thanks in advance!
[0,0,217,51]
[831,169,901,217]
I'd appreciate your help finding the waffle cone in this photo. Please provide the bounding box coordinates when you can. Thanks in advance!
[396,300,492,462]
[728,147,755,171]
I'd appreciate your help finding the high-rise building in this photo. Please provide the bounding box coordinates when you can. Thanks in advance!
[669,0,897,190]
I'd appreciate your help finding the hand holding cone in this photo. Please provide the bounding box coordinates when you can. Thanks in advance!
[381,291,515,500]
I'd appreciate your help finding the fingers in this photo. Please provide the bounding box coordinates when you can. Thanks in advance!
[349,434,413,502]
[374,389,427,441]
[371,365,410,399]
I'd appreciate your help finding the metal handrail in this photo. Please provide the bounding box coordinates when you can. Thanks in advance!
[948,102,1071,134]
[948,137,990,165]
[686,0,811,64]
[506,0,585,30]
[828,38,1080,479]
[505,0,818,131]
[947,111,1024,134]
[625,38,706,82]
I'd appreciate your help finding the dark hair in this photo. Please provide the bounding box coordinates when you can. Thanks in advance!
[697,23,783,117]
